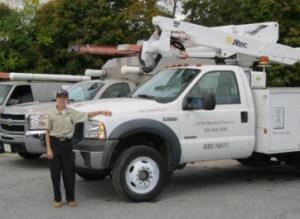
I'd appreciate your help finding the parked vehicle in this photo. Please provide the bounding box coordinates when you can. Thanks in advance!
[66,16,300,202]
[0,73,89,153]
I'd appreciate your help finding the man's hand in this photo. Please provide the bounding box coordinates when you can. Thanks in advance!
[88,110,112,118]
[102,110,112,116]
[47,149,53,159]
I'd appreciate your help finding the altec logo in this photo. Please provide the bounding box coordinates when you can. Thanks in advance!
[226,36,247,48]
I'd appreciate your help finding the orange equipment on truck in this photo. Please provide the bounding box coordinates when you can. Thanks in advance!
[68,44,141,56]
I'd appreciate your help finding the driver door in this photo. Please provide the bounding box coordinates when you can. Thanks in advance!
[179,70,253,162]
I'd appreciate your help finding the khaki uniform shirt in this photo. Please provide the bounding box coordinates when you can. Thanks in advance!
[47,106,88,139]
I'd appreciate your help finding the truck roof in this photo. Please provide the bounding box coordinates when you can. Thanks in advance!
[0,81,72,85]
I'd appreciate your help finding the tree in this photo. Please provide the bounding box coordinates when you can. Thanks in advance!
[0,1,39,72]
[33,0,164,74]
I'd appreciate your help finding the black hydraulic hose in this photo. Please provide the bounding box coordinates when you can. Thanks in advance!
[139,46,162,73]
[170,40,185,51]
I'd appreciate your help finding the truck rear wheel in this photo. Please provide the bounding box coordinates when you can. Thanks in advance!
[293,153,300,172]
[17,152,42,159]
[236,153,271,166]
[112,146,167,202]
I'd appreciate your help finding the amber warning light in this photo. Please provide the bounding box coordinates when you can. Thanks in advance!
[258,56,270,67]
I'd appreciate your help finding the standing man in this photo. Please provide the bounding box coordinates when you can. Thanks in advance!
[45,89,112,208]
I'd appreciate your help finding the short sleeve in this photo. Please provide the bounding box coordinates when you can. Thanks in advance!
[72,109,88,123]
[46,113,52,131]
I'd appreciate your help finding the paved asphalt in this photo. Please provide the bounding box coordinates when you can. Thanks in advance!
[0,153,300,219]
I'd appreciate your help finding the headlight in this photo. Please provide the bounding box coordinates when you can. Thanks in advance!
[29,114,48,130]
[84,120,106,139]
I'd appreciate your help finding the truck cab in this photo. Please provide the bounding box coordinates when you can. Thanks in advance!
[68,64,256,200]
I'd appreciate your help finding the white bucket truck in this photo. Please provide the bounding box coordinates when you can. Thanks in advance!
[68,16,300,202]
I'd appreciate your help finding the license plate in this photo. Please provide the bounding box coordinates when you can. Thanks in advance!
[4,144,11,153]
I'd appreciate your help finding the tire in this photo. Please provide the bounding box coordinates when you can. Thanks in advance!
[294,162,300,172]
[76,172,108,181]
[17,152,42,159]
[236,158,255,166]
[0,143,4,153]
[236,153,270,166]
[112,146,168,202]
[293,153,300,172]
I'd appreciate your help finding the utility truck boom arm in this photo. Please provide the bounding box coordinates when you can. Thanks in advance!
[140,16,300,72]
[68,44,141,56]
[0,72,91,82]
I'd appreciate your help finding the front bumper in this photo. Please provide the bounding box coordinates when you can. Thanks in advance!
[0,130,46,154]
[73,139,118,171]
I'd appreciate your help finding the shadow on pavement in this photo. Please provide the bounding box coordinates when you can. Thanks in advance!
[1,153,49,169]
[163,162,300,199]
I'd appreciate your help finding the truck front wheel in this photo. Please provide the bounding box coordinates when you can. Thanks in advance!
[112,146,167,202]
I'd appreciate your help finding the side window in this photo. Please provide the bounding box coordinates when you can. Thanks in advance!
[0,85,12,105]
[188,71,240,105]
[214,71,240,104]
[101,83,131,98]
[8,85,33,105]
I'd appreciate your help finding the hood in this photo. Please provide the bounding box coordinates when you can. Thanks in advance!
[71,98,170,117]
[3,102,56,115]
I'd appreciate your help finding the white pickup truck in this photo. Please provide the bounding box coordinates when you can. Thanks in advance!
[68,16,300,202]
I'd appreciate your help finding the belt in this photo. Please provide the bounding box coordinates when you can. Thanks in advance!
[53,137,70,142]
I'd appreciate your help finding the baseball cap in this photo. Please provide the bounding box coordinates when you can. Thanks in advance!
[56,89,69,98]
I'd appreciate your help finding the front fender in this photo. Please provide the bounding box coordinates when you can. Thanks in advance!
[109,119,181,170]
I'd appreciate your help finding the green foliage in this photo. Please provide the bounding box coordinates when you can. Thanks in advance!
[0,1,39,72]
[0,3,11,19]
[32,0,162,74]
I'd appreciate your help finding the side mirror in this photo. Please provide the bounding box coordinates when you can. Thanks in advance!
[182,91,216,110]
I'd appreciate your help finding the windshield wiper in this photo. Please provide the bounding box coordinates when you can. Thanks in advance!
[137,94,156,100]
[88,83,99,90]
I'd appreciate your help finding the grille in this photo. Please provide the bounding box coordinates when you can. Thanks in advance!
[1,114,25,120]
[0,113,26,133]
[1,124,24,132]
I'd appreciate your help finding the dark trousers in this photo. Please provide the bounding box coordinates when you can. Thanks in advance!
[49,137,75,202]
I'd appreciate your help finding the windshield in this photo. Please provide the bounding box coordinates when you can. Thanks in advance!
[132,68,200,103]
[0,84,12,105]
[67,82,104,102]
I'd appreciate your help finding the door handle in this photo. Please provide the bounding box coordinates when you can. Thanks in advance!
[241,111,248,123]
